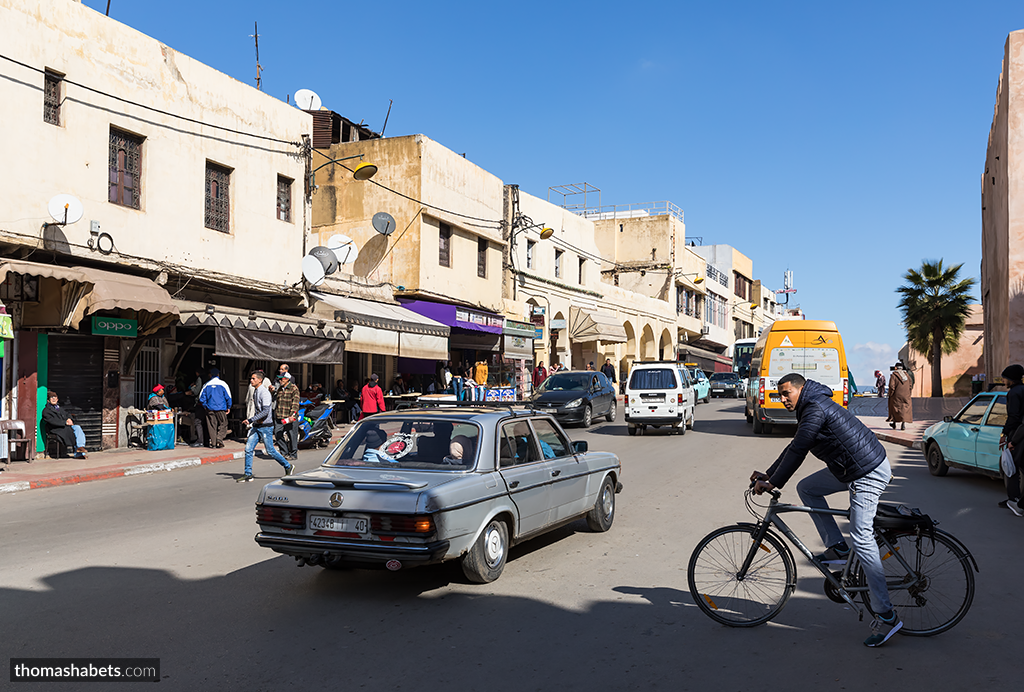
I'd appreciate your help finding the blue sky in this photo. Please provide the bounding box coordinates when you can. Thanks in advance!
[82,0,1023,384]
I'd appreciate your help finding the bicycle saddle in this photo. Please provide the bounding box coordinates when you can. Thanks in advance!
[873,503,934,531]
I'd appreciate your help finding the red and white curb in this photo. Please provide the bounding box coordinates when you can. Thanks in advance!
[0,450,245,495]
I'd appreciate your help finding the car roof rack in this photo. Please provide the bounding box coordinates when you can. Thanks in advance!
[411,400,541,416]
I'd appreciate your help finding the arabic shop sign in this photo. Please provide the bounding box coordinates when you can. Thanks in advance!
[92,316,138,337]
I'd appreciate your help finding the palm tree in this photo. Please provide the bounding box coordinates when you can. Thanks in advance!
[896,260,976,397]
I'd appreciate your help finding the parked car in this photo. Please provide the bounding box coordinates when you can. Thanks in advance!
[922,392,1006,478]
[529,371,617,427]
[683,364,711,404]
[254,408,623,583]
[624,361,696,436]
[709,372,744,398]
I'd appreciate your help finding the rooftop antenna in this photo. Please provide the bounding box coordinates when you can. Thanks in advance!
[251,21,263,91]
[380,99,394,137]
[105,1,111,16]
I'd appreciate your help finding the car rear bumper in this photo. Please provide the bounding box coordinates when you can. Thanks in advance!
[255,532,451,567]
[759,408,797,425]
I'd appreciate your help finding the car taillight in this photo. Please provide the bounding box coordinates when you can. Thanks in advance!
[843,378,849,407]
[759,378,765,406]
[677,393,684,404]
[256,506,307,528]
[371,514,435,534]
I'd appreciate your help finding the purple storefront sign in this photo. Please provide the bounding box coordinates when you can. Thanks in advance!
[397,299,503,334]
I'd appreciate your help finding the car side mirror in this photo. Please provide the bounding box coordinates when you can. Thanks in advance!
[943,415,953,423]
[572,440,588,455]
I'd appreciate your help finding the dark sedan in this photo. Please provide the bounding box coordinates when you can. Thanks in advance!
[529,371,617,427]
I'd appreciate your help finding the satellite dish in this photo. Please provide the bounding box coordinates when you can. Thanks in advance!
[327,234,360,265]
[372,212,396,236]
[302,255,327,286]
[294,88,322,111]
[47,194,84,225]
[310,245,340,275]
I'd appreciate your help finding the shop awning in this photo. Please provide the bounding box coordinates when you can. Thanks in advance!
[310,292,449,360]
[678,344,732,373]
[398,298,503,334]
[77,266,179,334]
[175,299,346,364]
[0,260,92,285]
[569,306,628,343]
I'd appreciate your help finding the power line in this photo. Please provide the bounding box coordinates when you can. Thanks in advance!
[0,52,301,147]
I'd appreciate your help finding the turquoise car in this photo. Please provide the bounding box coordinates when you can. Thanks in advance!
[683,366,711,404]
[922,392,1007,479]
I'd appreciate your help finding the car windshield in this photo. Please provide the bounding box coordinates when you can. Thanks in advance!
[325,418,481,471]
[538,373,590,392]
[710,373,740,382]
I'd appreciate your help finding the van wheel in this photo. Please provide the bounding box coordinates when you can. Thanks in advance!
[752,412,763,434]
[763,422,774,434]
[627,425,637,436]
[686,410,695,430]
[745,408,753,424]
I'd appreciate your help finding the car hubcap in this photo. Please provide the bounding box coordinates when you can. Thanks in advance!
[584,408,591,425]
[484,526,504,566]
[601,485,613,520]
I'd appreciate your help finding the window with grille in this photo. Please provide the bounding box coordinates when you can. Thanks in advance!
[205,162,232,232]
[133,340,162,409]
[109,128,143,209]
[477,237,487,278]
[44,71,63,126]
[277,175,292,222]
[439,222,451,267]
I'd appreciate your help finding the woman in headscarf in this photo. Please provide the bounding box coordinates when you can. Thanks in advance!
[148,384,170,410]
[448,435,476,466]
[887,362,913,430]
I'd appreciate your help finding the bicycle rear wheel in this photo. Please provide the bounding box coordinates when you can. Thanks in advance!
[857,529,975,636]
[688,525,795,627]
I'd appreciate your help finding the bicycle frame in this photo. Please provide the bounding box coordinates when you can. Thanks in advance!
[738,491,927,619]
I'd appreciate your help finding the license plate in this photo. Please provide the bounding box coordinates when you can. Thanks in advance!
[769,394,781,402]
[309,514,368,533]
[713,389,724,393]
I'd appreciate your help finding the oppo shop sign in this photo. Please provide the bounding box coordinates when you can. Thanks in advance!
[92,316,138,337]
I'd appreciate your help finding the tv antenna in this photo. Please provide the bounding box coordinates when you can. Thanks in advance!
[250,21,263,91]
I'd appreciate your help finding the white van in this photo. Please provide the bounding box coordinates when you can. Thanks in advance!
[624,361,696,436]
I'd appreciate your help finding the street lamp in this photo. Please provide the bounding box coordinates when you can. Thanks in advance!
[676,272,705,284]
[508,212,553,301]
[308,150,378,193]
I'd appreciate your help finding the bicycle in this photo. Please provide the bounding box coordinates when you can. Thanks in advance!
[687,487,979,635]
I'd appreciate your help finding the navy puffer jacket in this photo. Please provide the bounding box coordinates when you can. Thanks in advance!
[766,380,886,487]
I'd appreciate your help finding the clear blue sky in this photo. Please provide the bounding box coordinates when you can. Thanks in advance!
[83,0,1024,384]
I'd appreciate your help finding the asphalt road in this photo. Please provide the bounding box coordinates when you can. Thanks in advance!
[2,399,1019,691]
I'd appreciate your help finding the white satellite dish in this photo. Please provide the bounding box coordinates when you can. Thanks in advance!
[301,255,328,286]
[47,194,84,225]
[294,88,322,111]
[328,234,360,265]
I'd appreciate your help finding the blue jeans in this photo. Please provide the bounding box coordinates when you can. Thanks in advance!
[71,425,86,449]
[796,458,893,614]
[244,425,290,475]
[452,377,464,400]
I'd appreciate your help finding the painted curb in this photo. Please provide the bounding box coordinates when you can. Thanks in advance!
[0,450,245,495]
[873,431,922,450]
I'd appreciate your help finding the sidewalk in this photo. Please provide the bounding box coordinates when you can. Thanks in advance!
[0,427,349,495]
[850,396,969,450]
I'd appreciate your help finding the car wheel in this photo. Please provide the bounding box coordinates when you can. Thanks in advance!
[586,476,616,532]
[926,442,949,477]
[606,400,617,422]
[627,424,637,436]
[703,393,710,404]
[752,412,763,434]
[581,405,593,428]
[462,518,509,583]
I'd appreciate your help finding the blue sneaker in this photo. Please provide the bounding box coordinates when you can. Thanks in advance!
[864,610,902,647]
[815,542,850,565]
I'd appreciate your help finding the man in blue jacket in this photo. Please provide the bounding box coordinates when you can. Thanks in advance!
[199,367,232,448]
[751,373,900,647]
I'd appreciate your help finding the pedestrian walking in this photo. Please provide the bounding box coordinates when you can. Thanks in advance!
[887,362,913,431]
[199,367,232,448]
[361,373,386,418]
[999,363,1024,515]
[751,373,900,647]
[586,361,595,371]
[237,371,294,482]
[601,358,617,383]
[533,362,548,388]
[875,370,886,397]
[187,369,207,448]
[273,371,301,460]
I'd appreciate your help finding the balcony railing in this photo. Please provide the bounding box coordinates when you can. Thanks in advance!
[574,201,685,224]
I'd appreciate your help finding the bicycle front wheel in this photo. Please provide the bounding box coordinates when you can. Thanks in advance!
[688,525,795,627]
[858,529,975,636]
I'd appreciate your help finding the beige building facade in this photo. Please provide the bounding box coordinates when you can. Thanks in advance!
[982,29,1024,383]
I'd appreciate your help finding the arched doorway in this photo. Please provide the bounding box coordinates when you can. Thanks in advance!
[552,311,568,368]
[660,328,674,361]
[620,321,636,388]
[640,324,655,360]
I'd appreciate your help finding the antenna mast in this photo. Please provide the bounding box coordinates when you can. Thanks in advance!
[251,21,263,91]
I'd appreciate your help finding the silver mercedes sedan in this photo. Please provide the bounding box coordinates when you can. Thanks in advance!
[253,407,622,583]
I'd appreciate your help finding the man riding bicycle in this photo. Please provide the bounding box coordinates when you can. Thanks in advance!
[751,373,901,647]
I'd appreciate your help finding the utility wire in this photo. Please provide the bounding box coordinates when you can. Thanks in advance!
[0,53,301,147]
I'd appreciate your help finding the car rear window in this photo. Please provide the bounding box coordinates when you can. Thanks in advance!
[327,418,481,471]
[629,368,678,390]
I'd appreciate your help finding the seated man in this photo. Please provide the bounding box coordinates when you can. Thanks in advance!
[41,390,87,459]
